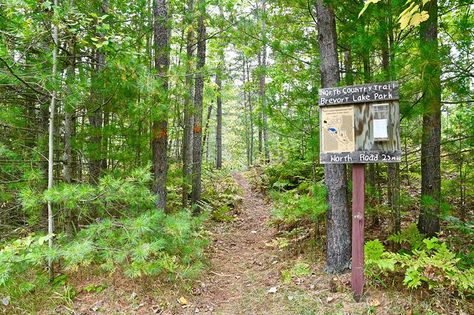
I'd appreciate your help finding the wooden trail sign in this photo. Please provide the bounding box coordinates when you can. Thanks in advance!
[318,81,401,302]
[319,81,401,164]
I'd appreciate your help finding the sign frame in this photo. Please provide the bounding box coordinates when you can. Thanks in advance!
[318,81,401,164]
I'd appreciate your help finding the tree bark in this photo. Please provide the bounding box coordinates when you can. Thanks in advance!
[216,61,223,169]
[247,59,254,166]
[88,58,103,184]
[418,0,441,236]
[88,2,108,184]
[152,0,170,211]
[191,0,206,206]
[382,1,401,234]
[47,0,59,279]
[202,103,213,159]
[260,0,269,163]
[258,52,263,158]
[182,0,194,207]
[315,0,351,274]
[64,39,75,184]
[242,55,251,167]
[64,25,79,236]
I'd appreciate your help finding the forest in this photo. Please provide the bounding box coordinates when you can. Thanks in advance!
[0,0,473,313]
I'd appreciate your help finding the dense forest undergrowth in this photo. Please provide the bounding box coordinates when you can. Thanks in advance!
[1,168,472,314]
[1,0,473,313]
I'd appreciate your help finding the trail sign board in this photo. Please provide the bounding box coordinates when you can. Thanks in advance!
[318,81,401,164]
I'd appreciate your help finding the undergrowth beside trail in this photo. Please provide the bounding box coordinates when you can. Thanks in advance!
[244,162,474,314]
[0,167,242,313]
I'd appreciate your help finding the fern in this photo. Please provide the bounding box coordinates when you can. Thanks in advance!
[365,238,474,296]
[388,223,425,250]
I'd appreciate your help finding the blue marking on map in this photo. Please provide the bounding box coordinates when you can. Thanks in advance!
[328,127,337,134]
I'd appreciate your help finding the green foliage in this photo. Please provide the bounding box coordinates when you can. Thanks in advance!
[0,210,209,300]
[359,0,430,29]
[211,205,234,222]
[388,223,425,250]
[396,238,474,295]
[265,159,314,190]
[271,182,327,227]
[201,170,243,220]
[281,261,311,284]
[365,240,397,286]
[19,166,156,231]
[365,238,474,296]
[245,166,270,194]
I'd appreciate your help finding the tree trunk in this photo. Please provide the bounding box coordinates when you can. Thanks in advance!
[260,0,269,163]
[88,2,108,184]
[381,2,401,234]
[258,52,263,158]
[64,28,79,236]
[343,49,353,86]
[47,0,59,278]
[152,0,170,211]
[202,103,213,159]
[242,55,251,167]
[216,63,223,169]
[191,0,206,206]
[88,62,103,185]
[64,40,75,184]
[418,0,441,236]
[247,59,254,166]
[315,0,351,274]
[182,0,194,207]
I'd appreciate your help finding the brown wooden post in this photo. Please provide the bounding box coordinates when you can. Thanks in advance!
[352,163,365,301]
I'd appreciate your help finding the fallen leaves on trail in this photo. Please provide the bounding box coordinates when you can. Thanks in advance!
[1,296,10,306]
[268,286,278,294]
[178,296,189,306]
[368,298,381,307]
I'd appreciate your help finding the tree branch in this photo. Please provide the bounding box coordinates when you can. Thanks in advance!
[0,56,49,97]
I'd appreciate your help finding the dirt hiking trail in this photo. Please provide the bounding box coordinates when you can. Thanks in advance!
[66,172,441,315]
[185,173,281,314]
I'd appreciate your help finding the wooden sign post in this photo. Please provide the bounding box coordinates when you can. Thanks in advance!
[318,82,400,301]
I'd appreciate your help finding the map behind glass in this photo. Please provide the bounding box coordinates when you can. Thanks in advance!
[321,106,355,153]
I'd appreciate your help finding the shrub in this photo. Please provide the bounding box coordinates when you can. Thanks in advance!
[265,159,314,189]
[387,223,425,250]
[364,240,397,286]
[201,169,243,220]
[245,166,270,193]
[365,237,474,296]
[0,209,209,301]
[19,166,157,233]
[271,182,327,227]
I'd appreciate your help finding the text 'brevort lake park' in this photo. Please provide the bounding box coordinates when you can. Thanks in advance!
[318,82,399,106]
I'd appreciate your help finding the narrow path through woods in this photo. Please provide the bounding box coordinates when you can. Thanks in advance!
[66,173,434,315]
[185,173,281,314]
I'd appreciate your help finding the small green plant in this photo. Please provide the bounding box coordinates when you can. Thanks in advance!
[212,205,234,222]
[365,240,396,287]
[53,285,77,308]
[271,182,327,227]
[82,283,107,293]
[388,223,425,250]
[396,238,474,294]
[201,169,243,216]
[0,210,209,299]
[281,261,311,283]
[364,237,474,296]
[18,166,157,232]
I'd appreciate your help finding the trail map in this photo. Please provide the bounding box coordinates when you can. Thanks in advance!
[321,106,355,153]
